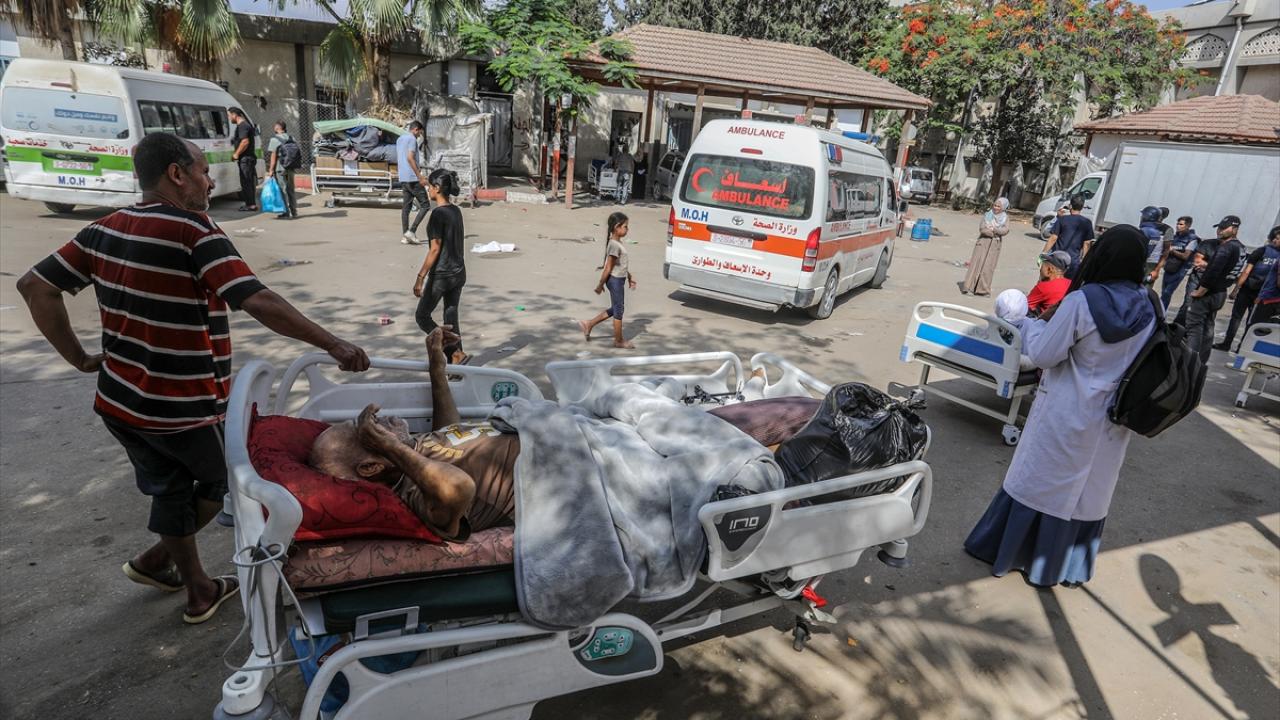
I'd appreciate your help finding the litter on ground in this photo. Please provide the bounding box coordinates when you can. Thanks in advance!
[472,241,517,254]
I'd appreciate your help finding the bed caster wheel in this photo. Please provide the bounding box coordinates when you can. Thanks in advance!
[1235,392,1248,408]
[1002,425,1021,447]
[877,548,910,569]
[792,621,811,653]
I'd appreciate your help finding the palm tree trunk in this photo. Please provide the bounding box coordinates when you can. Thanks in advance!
[59,15,78,60]
[371,44,393,105]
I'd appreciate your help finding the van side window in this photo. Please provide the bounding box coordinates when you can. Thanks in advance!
[138,102,228,139]
[201,107,228,138]
[827,171,883,222]
[179,104,208,139]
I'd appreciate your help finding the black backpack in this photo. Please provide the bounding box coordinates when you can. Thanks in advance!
[278,136,303,170]
[1109,289,1206,437]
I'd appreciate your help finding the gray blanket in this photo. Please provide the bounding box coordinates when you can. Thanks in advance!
[491,382,783,630]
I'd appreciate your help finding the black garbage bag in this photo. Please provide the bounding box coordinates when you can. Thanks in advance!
[776,383,927,502]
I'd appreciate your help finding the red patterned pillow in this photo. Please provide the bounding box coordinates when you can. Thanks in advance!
[247,412,442,543]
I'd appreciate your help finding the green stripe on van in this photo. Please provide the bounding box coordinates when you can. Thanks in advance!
[5,145,250,174]
[5,145,133,175]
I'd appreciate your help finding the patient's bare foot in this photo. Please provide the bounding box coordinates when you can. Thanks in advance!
[577,320,591,341]
[614,340,635,349]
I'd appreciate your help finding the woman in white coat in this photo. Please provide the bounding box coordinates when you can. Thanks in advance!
[965,225,1157,587]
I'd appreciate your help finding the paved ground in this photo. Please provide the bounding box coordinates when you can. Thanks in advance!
[0,189,1276,720]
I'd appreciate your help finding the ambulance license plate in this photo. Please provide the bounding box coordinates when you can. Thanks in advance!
[710,232,753,249]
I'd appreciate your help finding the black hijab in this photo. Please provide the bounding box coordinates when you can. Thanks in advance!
[1068,224,1148,293]
[1068,224,1155,343]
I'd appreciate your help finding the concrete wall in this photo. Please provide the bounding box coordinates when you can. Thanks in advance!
[219,39,300,132]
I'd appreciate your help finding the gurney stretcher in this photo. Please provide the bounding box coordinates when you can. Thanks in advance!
[1232,323,1280,409]
[900,302,1038,446]
[216,351,933,720]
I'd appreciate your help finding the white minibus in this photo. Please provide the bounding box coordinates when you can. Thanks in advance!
[664,119,902,319]
[0,58,254,213]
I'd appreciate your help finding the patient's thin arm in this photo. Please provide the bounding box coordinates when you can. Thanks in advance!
[427,336,462,431]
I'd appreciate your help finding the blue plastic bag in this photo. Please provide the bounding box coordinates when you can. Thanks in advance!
[260,177,285,213]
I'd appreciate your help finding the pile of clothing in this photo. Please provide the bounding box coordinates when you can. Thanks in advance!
[313,123,400,164]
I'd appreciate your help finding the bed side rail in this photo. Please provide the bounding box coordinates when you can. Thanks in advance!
[748,352,832,399]
[698,460,932,582]
[222,360,303,716]
[901,302,1023,397]
[273,353,543,430]
[546,352,744,407]
[1235,323,1280,371]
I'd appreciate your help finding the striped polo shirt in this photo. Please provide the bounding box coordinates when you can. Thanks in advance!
[32,202,266,431]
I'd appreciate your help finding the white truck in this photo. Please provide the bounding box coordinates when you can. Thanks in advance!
[1034,140,1280,240]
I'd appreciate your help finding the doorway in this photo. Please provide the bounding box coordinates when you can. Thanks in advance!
[479,95,513,168]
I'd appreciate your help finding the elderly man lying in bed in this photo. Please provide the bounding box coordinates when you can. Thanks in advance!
[307,328,824,543]
[308,328,515,541]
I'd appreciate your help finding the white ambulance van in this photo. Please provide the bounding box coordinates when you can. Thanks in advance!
[664,119,901,319]
[0,58,250,213]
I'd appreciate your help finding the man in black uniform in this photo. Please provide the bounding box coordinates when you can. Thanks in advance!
[228,107,258,212]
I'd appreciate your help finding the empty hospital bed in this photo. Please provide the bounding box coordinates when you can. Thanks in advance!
[214,351,933,720]
[1233,323,1280,409]
[900,302,1038,446]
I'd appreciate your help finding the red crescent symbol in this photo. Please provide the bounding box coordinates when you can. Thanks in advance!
[691,167,711,193]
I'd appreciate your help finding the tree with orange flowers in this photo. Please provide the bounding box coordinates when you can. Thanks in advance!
[867,0,1194,198]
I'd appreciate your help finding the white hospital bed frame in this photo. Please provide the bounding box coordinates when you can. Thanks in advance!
[1232,323,1280,409]
[217,352,933,720]
[901,302,1037,446]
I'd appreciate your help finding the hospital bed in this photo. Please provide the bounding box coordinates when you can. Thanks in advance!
[215,351,933,720]
[1233,323,1280,409]
[900,302,1038,446]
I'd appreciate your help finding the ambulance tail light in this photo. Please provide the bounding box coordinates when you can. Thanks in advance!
[801,228,821,272]
[667,207,675,245]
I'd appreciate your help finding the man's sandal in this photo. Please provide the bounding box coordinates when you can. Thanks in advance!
[122,560,184,593]
[182,576,240,625]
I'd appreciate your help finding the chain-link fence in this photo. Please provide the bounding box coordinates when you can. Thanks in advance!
[294,92,350,166]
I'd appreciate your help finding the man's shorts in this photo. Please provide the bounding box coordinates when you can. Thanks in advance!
[102,417,228,537]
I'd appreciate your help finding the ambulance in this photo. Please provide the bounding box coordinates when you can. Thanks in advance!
[0,58,250,213]
[664,118,902,319]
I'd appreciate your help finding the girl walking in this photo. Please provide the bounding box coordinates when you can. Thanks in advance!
[964,226,1157,587]
[413,169,469,364]
[961,197,1011,296]
[578,212,636,349]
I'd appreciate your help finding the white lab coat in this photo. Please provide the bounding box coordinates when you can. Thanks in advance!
[1003,290,1154,522]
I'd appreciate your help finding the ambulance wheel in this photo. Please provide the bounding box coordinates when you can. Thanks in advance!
[44,202,75,214]
[870,251,890,289]
[1002,425,1021,447]
[807,270,839,320]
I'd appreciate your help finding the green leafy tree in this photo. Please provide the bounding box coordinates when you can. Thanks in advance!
[621,0,887,64]
[565,0,606,35]
[88,0,241,76]
[10,0,240,71]
[864,0,1193,194]
[310,0,481,106]
[461,0,636,115]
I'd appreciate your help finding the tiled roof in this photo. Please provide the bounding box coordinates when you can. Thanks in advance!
[584,24,930,111]
[1076,95,1280,145]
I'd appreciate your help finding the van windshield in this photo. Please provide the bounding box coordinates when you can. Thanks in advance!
[0,87,129,140]
[910,170,932,181]
[680,154,815,220]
